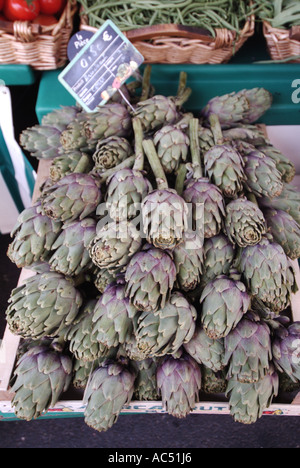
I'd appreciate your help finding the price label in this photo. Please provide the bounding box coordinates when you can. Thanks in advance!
[59,20,144,112]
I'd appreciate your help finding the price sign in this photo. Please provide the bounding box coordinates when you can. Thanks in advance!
[59,20,144,112]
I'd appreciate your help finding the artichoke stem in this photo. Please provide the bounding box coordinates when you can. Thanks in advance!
[175,87,192,108]
[177,71,188,98]
[175,164,188,196]
[132,117,144,172]
[209,113,224,145]
[142,139,168,189]
[140,65,152,102]
[189,118,203,179]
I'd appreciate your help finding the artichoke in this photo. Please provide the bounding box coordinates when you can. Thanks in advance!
[156,351,202,419]
[91,279,140,349]
[7,201,62,269]
[223,311,272,383]
[11,344,73,421]
[236,142,283,199]
[172,230,204,292]
[88,221,142,273]
[142,140,188,250]
[201,234,236,286]
[224,197,267,248]
[41,105,80,132]
[125,246,176,313]
[223,125,268,147]
[20,125,62,160]
[263,208,300,260]
[134,95,179,133]
[93,268,116,294]
[83,103,132,150]
[65,299,114,363]
[239,236,290,313]
[226,365,279,425]
[153,124,189,174]
[92,136,132,171]
[183,325,225,373]
[6,271,82,340]
[60,114,90,152]
[132,358,160,401]
[235,88,273,124]
[134,291,197,358]
[259,183,300,225]
[41,173,102,223]
[200,270,251,340]
[258,145,296,183]
[84,358,137,432]
[49,151,93,182]
[202,368,227,394]
[272,322,300,383]
[48,218,97,277]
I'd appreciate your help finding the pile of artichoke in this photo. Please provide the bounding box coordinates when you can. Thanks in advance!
[5,69,300,430]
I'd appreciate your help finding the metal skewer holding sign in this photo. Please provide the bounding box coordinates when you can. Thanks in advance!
[59,20,144,113]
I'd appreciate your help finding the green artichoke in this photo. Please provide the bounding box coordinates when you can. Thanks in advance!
[201,234,236,286]
[239,236,290,313]
[42,105,80,132]
[157,351,202,419]
[88,221,142,273]
[91,279,140,349]
[83,103,132,150]
[84,358,137,432]
[264,208,300,260]
[226,365,279,425]
[60,114,90,152]
[125,246,177,313]
[153,124,189,174]
[49,151,93,182]
[224,197,267,248]
[134,291,197,358]
[132,358,160,401]
[20,125,62,160]
[134,95,180,133]
[258,145,296,183]
[92,136,132,171]
[223,125,268,147]
[7,201,62,269]
[11,344,73,421]
[41,173,102,223]
[6,271,83,340]
[200,271,251,340]
[49,218,97,277]
[172,230,204,292]
[223,311,272,383]
[183,325,225,373]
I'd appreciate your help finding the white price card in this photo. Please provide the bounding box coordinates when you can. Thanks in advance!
[59,20,144,112]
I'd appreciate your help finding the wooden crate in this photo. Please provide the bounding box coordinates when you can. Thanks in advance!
[1,143,300,420]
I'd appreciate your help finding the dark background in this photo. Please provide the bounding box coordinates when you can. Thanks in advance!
[0,78,299,449]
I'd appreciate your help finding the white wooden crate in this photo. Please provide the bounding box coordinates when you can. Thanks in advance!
[1,128,300,420]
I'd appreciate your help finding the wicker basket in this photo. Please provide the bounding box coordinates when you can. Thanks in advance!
[0,0,77,70]
[263,21,300,63]
[80,14,255,65]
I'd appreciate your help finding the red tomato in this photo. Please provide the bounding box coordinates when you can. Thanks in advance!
[4,0,40,21]
[33,13,57,25]
[39,0,64,15]
[0,0,4,12]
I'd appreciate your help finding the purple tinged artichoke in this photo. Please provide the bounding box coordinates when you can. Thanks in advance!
[157,351,202,419]
[172,230,204,292]
[272,322,300,383]
[125,246,177,313]
[235,88,273,124]
[259,183,300,226]
[200,271,251,340]
[11,344,73,421]
[202,234,236,286]
[223,311,272,383]
[84,358,137,432]
[224,197,267,248]
[183,325,225,373]
[258,145,296,184]
[41,173,102,223]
